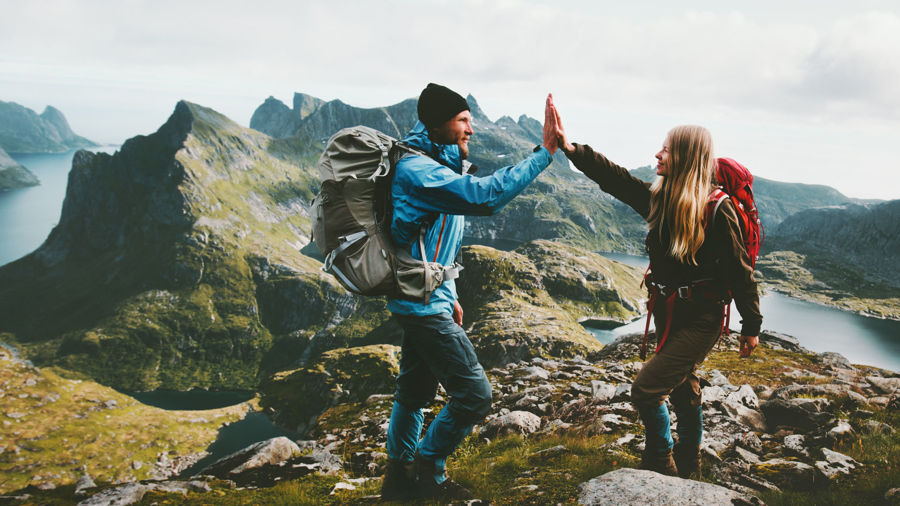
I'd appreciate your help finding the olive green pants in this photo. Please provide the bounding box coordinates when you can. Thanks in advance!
[631,303,724,409]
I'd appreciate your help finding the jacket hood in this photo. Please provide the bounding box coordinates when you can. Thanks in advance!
[401,121,463,172]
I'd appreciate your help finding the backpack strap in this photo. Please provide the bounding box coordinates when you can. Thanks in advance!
[706,188,729,230]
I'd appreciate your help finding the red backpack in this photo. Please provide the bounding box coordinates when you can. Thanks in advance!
[708,157,764,267]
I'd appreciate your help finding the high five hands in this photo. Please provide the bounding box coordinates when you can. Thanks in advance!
[545,94,575,154]
[542,95,558,154]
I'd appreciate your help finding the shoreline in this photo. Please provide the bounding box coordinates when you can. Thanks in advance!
[762,284,900,323]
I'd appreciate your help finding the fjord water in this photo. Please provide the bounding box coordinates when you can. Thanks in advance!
[0,148,117,266]
[591,253,900,372]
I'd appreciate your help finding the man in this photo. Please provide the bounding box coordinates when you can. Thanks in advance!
[381,83,558,501]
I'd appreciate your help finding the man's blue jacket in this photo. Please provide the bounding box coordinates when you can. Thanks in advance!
[387,121,552,317]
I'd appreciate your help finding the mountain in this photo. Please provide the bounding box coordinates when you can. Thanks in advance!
[0,101,97,153]
[251,92,649,254]
[0,146,39,190]
[758,200,900,318]
[753,177,856,227]
[249,93,326,138]
[0,100,648,392]
[0,101,347,390]
[629,165,858,227]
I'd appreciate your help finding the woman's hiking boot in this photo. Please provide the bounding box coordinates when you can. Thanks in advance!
[380,459,418,501]
[639,448,679,477]
[674,444,702,479]
[414,453,474,501]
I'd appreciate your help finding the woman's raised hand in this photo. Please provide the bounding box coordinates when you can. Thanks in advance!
[548,94,575,154]
[542,94,558,154]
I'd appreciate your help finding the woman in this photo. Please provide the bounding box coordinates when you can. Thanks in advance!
[549,97,761,478]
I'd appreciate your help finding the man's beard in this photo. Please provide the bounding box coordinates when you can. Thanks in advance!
[458,141,469,160]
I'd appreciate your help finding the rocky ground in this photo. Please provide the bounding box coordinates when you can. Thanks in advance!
[7,331,898,505]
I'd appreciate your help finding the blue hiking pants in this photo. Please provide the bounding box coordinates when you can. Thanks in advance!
[386,313,492,465]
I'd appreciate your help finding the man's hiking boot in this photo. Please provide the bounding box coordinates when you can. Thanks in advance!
[380,459,418,501]
[639,448,678,477]
[415,453,474,501]
[674,444,702,479]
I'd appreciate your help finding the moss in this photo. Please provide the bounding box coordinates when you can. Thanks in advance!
[0,348,246,494]
[259,345,400,433]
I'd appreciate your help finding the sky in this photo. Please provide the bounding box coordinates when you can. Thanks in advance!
[1,0,898,200]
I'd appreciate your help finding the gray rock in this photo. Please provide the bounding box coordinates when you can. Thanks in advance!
[726,384,760,409]
[751,458,817,491]
[707,369,732,388]
[861,420,894,434]
[886,487,900,505]
[613,383,631,401]
[77,480,210,506]
[481,410,541,438]
[733,446,762,464]
[759,331,807,353]
[760,398,835,431]
[888,394,900,412]
[701,385,727,404]
[721,401,767,433]
[530,445,569,458]
[74,473,96,496]
[867,376,900,395]
[521,365,550,380]
[816,352,855,370]
[826,419,855,445]
[734,432,764,454]
[577,468,761,505]
[783,434,809,458]
[201,437,301,477]
[815,448,859,480]
[590,380,616,402]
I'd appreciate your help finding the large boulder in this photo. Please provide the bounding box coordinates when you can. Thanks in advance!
[481,410,542,438]
[200,437,302,477]
[760,398,835,431]
[751,458,817,491]
[577,468,761,505]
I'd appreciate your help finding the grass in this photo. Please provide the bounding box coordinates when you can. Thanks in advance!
[0,348,247,495]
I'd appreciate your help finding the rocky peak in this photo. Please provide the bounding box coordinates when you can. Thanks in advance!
[466,93,491,123]
[0,100,96,153]
[292,92,325,119]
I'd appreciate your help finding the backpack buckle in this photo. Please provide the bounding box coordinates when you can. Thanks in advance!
[677,285,691,299]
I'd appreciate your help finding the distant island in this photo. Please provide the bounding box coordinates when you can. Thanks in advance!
[0,146,39,190]
[0,100,96,154]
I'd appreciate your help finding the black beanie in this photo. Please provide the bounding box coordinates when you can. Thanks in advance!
[417,83,470,129]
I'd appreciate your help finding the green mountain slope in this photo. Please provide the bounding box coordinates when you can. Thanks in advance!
[0,101,352,390]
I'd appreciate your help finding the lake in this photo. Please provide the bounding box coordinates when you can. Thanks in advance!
[588,252,900,372]
[126,389,300,476]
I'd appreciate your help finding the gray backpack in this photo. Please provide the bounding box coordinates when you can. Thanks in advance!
[310,126,461,302]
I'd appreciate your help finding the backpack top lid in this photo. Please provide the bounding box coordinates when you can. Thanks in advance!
[318,126,397,182]
[715,157,755,205]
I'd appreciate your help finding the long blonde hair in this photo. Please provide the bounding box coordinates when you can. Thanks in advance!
[647,125,715,265]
